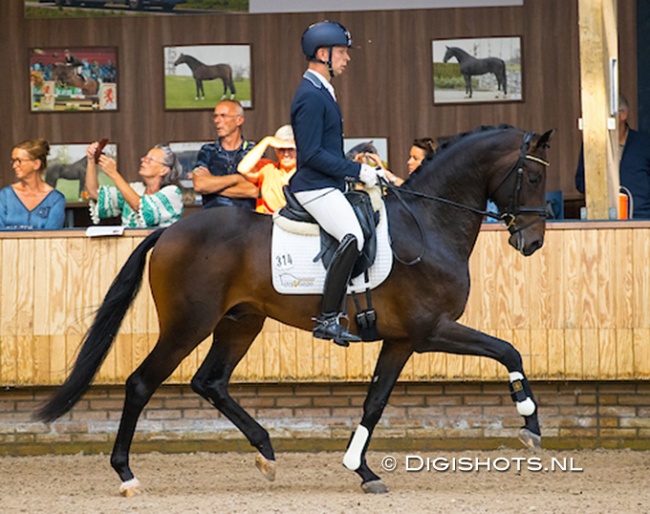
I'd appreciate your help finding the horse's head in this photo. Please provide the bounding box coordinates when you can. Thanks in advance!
[174,54,186,66]
[443,46,454,63]
[488,129,555,256]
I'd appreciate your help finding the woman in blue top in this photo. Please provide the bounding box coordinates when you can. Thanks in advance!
[0,138,66,230]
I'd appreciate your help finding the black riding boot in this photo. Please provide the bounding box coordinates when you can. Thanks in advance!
[313,234,362,347]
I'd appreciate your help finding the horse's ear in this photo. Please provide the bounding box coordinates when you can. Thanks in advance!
[535,129,555,149]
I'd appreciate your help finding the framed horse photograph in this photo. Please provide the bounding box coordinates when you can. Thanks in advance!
[29,47,118,112]
[432,36,523,105]
[47,142,117,202]
[169,140,211,205]
[164,44,252,110]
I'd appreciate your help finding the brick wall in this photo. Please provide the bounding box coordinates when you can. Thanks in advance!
[1,382,649,456]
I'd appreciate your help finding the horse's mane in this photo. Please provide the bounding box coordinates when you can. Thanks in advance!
[179,54,203,66]
[448,46,471,58]
[402,124,516,187]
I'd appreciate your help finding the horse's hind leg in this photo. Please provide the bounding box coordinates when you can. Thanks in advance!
[190,309,276,480]
[111,331,208,496]
[343,340,413,494]
[228,78,236,99]
[418,317,541,449]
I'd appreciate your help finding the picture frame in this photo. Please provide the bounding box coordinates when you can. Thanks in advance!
[168,141,211,205]
[164,45,252,110]
[47,142,117,203]
[344,138,389,169]
[29,47,118,112]
[432,36,522,105]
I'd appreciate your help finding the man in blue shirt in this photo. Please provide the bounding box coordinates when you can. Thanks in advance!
[192,100,258,210]
[290,21,384,347]
[575,95,650,219]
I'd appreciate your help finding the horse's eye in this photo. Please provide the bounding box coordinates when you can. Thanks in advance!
[527,171,542,185]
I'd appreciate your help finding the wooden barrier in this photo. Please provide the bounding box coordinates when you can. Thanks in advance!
[1,222,649,387]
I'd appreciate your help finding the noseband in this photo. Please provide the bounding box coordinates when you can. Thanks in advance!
[487,132,550,235]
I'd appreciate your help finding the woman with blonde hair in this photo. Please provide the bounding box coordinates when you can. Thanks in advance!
[0,138,66,230]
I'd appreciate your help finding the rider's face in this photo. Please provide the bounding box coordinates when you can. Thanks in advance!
[316,46,351,77]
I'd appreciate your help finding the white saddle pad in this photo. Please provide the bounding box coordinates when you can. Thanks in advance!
[271,201,393,295]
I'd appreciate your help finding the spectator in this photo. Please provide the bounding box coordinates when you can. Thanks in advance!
[237,124,297,214]
[360,137,438,186]
[0,138,66,230]
[85,142,183,228]
[575,95,650,219]
[191,100,258,210]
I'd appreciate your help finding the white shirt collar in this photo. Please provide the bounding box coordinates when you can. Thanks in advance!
[304,69,336,101]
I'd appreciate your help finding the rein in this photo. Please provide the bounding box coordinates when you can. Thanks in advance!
[384,132,550,265]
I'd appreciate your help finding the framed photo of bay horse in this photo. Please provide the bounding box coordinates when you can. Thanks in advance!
[432,36,523,105]
[164,44,252,110]
[29,47,118,112]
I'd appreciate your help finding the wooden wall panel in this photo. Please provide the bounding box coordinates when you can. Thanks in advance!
[0,0,638,203]
[0,222,649,387]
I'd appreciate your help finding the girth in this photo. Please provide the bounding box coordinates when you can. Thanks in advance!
[278,187,380,278]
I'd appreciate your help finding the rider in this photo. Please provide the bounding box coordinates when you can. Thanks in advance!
[290,21,384,347]
[64,49,86,84]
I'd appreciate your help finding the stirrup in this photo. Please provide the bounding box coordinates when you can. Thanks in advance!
[312,314,361,347]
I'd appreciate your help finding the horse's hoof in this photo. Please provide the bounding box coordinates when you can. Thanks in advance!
[255,453,276,482]
[361,479,388,494]
[519,428,542,451]
[119,477,141,497]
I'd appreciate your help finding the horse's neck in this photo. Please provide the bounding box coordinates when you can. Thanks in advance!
[454,48,472,61]
[184,57,201,70]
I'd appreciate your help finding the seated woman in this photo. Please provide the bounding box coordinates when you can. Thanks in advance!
[237,124,297,214]
[357,137,438,186]
[0,138,66,230]
[85,142,183,228]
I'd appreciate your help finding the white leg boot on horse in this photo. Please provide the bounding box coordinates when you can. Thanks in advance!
[312,234,362,347]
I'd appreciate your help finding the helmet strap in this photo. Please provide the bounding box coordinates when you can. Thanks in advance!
[310,47,335,79]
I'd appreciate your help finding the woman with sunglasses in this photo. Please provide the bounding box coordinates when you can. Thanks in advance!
[85,142,183,228]
[0,138,66,230]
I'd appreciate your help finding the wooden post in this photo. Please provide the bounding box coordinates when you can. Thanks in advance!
[578,0,619,220]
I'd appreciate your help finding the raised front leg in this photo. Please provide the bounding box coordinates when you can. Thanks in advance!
[416,316,541,448]
[343,340,413,494]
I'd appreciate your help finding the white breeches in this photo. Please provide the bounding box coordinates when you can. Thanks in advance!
[294,188,364,252]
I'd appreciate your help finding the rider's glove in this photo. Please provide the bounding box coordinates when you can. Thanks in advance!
[359,164,385,187]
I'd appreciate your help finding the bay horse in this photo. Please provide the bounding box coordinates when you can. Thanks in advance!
[174,53,236,101]
[36,126,554,496]
[52,63,99,96]
[443,46,507,99]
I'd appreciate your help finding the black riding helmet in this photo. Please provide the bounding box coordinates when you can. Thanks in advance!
[301,21,352,78]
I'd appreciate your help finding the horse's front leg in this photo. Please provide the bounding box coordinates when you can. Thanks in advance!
[464,74,472,97]
[416,316,541,448]
[343,340,413,494]
[194,79,200,101]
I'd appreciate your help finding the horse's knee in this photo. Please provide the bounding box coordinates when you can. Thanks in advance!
[191,376,228,406]
[124,373,152,409]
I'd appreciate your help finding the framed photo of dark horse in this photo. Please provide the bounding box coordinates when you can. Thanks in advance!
[29,47,118,112]
[164,44,252,110]
[432,37,523,105]
[47,143,117,202]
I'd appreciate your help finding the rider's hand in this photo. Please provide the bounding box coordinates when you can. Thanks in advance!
[359,164,382,187]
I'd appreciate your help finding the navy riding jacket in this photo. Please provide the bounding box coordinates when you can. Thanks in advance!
[289,70,360,192]
[575,128,650,219]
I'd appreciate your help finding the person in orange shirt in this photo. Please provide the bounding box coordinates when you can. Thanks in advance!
[237,124,297,214]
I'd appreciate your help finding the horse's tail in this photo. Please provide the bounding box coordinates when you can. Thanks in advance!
[35,229,166,422]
